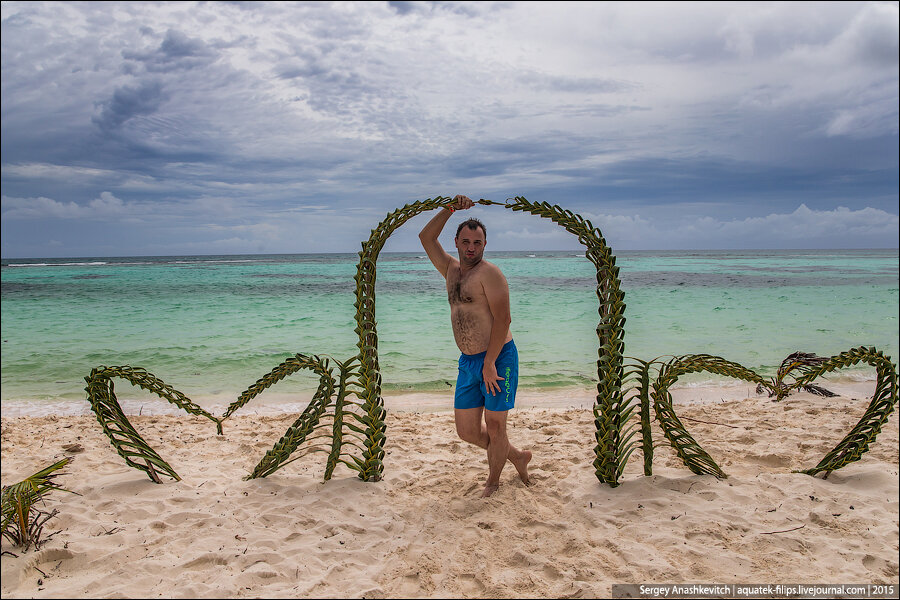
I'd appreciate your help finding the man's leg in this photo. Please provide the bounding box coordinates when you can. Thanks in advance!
[455,408,531,493]
[482,409,532,497]
[455,407,487,447]
[482,408,509,496]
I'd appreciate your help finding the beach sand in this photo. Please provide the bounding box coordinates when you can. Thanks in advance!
[2,385,898,598]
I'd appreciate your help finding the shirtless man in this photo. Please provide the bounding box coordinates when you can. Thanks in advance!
[419,194,532,498]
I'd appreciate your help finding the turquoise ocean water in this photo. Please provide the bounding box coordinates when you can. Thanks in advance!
[1,250,897,414]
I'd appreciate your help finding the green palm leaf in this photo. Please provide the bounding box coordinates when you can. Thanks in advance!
[1,458,75,551]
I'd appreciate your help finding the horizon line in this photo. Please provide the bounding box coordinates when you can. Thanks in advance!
[3,247,899,262]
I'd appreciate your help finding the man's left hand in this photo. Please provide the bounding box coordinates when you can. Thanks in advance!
[482,362,504,396]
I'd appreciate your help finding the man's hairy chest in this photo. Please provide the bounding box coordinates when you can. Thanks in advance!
[446,267,485,306]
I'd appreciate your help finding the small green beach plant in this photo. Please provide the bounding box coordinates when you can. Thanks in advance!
[1,457,75,553]
[756,351,838,399]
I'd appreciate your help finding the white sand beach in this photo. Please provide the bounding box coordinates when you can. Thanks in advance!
[2,385,898,598]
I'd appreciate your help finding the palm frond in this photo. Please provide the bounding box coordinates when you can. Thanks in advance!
[1,458,75,551]
[792,347,898,476]
[756,351,838,399]
[651,354,770,478]
[84,367,217,482]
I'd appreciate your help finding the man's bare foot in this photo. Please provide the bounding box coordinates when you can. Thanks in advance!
[481,483,500,498]
[511,449,532,485]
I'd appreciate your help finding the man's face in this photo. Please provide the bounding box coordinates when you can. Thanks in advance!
[455,225,486,266]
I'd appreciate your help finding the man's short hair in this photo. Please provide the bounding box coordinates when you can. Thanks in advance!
[455,218,487,240]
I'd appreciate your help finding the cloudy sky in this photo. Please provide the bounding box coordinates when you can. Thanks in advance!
[1,1,897,257]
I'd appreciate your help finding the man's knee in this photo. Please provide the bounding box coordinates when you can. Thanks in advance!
[456,422,480,443]
[455,416,485,444]
[483,411,507,437]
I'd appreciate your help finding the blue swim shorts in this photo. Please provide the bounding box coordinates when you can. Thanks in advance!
[454,339,518,412]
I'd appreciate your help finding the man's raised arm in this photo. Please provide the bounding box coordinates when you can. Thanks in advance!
[418,195,473,276]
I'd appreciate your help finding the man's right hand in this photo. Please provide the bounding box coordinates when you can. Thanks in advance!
[452,195,474,211]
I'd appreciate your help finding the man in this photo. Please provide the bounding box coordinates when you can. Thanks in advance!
[419,194,532,497]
